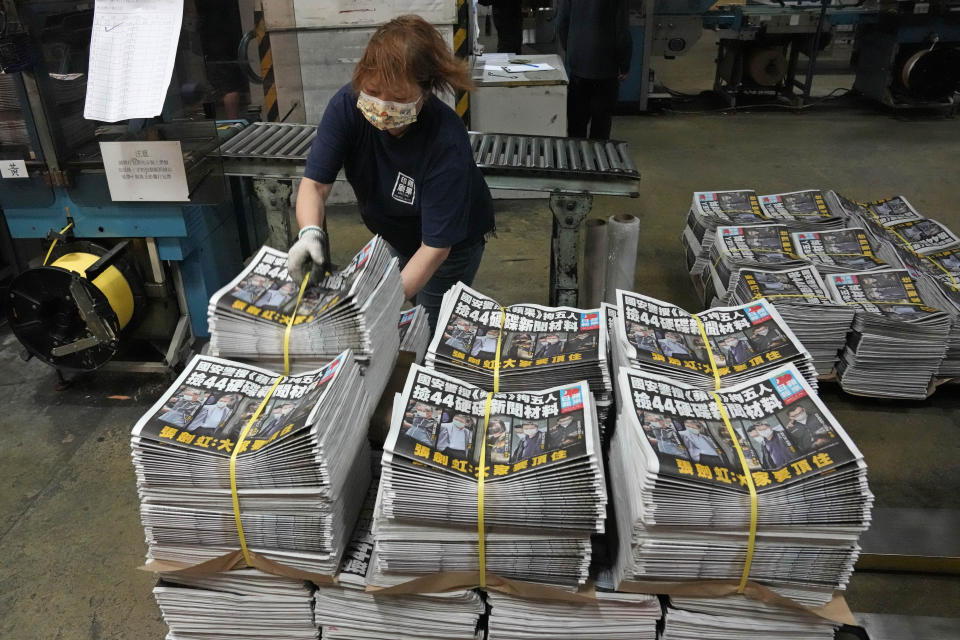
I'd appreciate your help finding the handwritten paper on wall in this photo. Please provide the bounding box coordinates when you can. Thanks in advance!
[83,0,184,123]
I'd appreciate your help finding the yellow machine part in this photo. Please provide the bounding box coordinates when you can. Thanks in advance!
[50,252,135,329]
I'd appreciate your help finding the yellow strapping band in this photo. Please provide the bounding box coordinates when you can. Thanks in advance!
[283,273,311,376]
[230,375,284,565]
[711,390,759,592]
[43,221,74,266]
[752,293,834,302]
[477,306,506,587]
[478,392,492,588]
[230,272,312,564]
[693,313,756,593]
[692,315,721,391]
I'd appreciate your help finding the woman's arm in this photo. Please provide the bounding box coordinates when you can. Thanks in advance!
[401,243,451,299]
[296,177,333,229]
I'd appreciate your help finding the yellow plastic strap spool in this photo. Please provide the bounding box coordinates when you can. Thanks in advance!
[476,305,507,588]
[230,273,312,564]
[693,314,757,593]
[50,252,135,329]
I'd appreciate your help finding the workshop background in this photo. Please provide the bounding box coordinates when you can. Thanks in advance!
[1,0,959,638]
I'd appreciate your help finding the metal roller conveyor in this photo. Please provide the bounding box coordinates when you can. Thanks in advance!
[216,123,640,196]
[215,121,641,308]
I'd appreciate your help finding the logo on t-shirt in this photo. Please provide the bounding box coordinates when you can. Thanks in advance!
[392,172,416,205]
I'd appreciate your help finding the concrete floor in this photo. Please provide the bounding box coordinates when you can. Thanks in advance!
[3,95,960,639]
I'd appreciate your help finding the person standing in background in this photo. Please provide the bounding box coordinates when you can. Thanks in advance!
[556,0,632,139]
[482,0,524,54]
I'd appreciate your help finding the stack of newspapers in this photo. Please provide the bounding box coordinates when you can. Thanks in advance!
[705,225,809,306]
[208,237,404,399]
[131,352,371,576]
[728,266,855,375]
[661,595,837,640]
[756,189,847,231]
[793,227,890,274]
[609,362,873,607]
[154,570,317,640]
[909,249,960,377]
[683,190,770,302]
[825,269,952,398]
[613,290,818,391]
[426,283,613,436]
[398,305,431,364]
[486,591,661,640]
[370,364,606,588]
[313,460,486,640]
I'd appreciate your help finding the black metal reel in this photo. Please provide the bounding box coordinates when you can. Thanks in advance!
[4,266,121,371]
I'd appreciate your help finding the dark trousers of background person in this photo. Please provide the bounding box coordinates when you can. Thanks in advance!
[492,2,523,54]
[567,75,619,140]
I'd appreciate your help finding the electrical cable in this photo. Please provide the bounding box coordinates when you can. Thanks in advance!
[662,87,852,114]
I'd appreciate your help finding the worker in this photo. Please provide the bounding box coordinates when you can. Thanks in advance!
[557,0,631,140]
[287,15,495,331]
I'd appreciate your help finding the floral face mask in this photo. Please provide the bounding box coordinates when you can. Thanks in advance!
[356,91,421,130]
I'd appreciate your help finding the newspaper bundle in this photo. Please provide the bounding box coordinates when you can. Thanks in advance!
[683,191,770,301]
[705,225,810,306]
[131,352,371,576]
[846,197,960,378]
[826,269,952,398]
[727,265,856,375]
[313,458,486,640]
[208,237,404,400]
[793,228,889,274]
[613,290,818,391]
[426,283,613,437]
[153,570,317,640]
[662,595,838,640]
[371,364,606,588]
[757,189,846,230]
[486,591,661,640]
[398,305,431,364]
[610,363,872,608]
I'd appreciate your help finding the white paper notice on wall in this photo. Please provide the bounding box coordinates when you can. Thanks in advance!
[0,160,28,179]
[99,141,190,201]
[83,0,184,123]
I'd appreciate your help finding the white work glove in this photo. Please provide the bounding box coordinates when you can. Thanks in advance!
[287,226,330,284]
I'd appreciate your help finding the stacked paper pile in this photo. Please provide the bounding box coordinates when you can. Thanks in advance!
[487,591,661,640]
[208,236,404,400]
[398,305,431,364]
[426,282,613,437]
[609,363,872,607]
[909,248,960,376]
[826,269,951,398]
[313,459,485,640]
[793,227,890,274]
[756,189,846,231]
[131,352,371,576]
[154,569,317,640]
[682,190,770,301]
[728,266,855,375]
[614,290,818,391]
[706,224,809,306]
[371,364,606,588]
[662,595,837,640]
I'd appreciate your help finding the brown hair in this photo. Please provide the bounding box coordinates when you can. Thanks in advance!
[352,15,473,97]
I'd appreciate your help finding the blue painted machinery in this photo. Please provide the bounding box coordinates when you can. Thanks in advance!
[0,2,253,374]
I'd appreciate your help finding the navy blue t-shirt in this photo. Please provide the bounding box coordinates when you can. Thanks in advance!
[304,84,495,258]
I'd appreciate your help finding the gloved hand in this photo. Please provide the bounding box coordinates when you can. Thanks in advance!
[287,226,330,284]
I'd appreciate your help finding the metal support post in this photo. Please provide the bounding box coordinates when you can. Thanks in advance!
[548,191,592,307]
[252,178,294,250]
